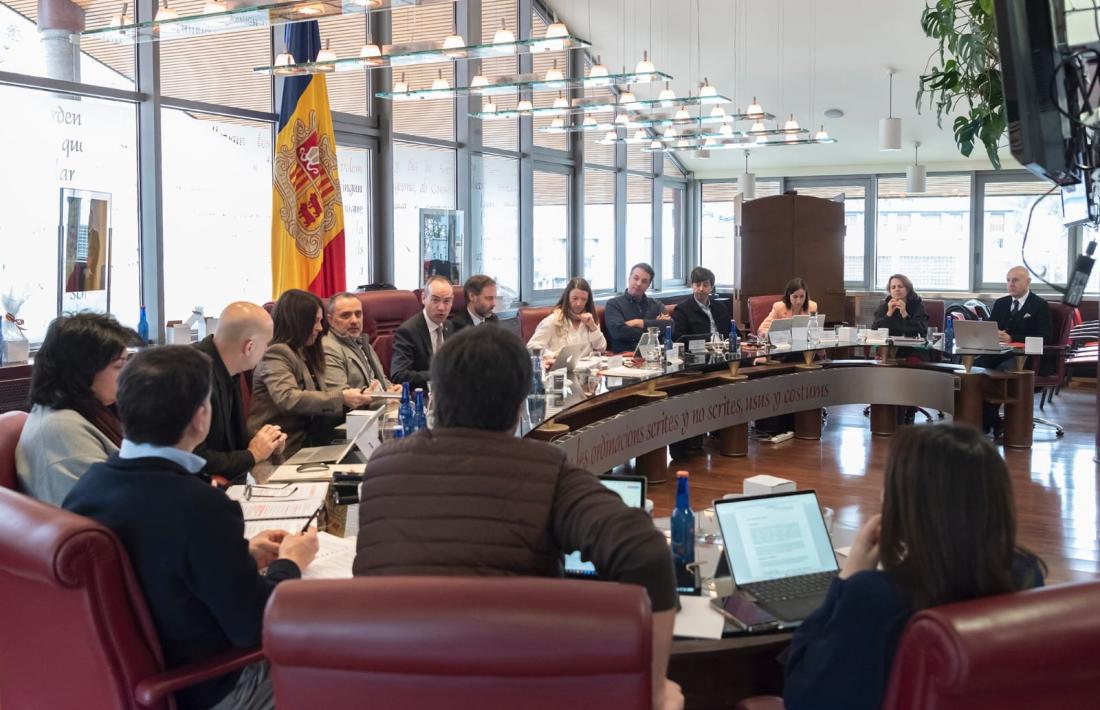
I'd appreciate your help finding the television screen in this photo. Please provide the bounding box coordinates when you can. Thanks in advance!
[1061,180,1092,226]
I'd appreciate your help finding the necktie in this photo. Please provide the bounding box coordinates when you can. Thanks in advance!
[432,325,444,353]
[1011,300,1020,318]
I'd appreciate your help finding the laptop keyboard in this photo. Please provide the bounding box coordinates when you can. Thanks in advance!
[740,571,836,603]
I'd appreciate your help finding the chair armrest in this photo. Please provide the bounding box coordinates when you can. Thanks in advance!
[1043,344,1067,354]
[134,647,264,707]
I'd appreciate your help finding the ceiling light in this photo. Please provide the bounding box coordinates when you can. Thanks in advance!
[493,18,515,45]
[614,113,629,125]
[582,115,598,128]
[635,50,655,74]
[431,69,449,91]
[109,3,128,27]
[552,93,570,110]
[906,141,927,192]
[155,0,178,21]
[295,3,324,16]
[750,120,766,133]
[347,0,381,6]
[755,133,768,144]
[470,74,490,88]
[482,99,498,113]
[544,60,564,82]
[603,130,618,142]
[783,114,800,132]
[664,127,679,139]
[359,41,382,65]
[719,124,734,136]
[545,15,569,39]
[699,77,717,98]
[517,99,534,112]
[704,136,719,147]
[658,82,676,105]
[551,117,566,130]
[650,140,663,150]
[314,39,337,69]
[824,108,844,119]
[879,68,902,150]
[746,96,764,117]
[814,125,830,141]
[634,129,648,141]
[674,105,691,121]
[442,28,466,57]
[739,153,756,199]
[619,88,637,105]
[273,52,295,74]
[392,72,408,93]
[710,106,726,119]
[589,56,608,78]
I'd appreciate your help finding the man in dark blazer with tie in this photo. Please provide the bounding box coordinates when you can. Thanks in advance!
[978,266,1053,434]
[449,274,500,332]
[671,266,736,341]
[391,275,456,390]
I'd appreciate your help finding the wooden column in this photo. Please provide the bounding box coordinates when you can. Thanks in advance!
[1003,370,1034,449]
[794,408,822,440]
[954,372,984,430]
[869,404,897,436]
[718,423,749,456]
[636,448,668,485]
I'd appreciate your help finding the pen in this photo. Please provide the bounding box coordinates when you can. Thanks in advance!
[300,504,323,533]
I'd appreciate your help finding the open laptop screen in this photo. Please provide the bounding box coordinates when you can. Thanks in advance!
[563,476,646,576]
[715,491,837,585]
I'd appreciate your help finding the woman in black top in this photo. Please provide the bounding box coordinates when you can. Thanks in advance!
[871,273,929,339]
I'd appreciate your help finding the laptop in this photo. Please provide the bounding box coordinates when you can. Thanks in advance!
[563,475,648,578]
[953,320,1011,354]
[767,318,793,347]
[713,490,838,624]
[284,436,360,466]
[553,342,590,373]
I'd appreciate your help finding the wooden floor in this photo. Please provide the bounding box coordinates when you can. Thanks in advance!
[644,385,1100,585]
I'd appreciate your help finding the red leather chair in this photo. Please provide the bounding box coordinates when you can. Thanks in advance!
[373,333,396,379]
[264,577,654,710]
[0,488,261,709]
[519,306,554,343]
[1034,302,1075,410]
[357,290,421,340]
[0,410,27,491]
[923,298,946,331]
[747,294,782,335]
[737,580,1100,710]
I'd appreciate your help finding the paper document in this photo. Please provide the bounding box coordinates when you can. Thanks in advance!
[236,498,324,523]
[302,532,358,580]
[600,366,659,379]
[243,518,315,540]
[674,595,727,640]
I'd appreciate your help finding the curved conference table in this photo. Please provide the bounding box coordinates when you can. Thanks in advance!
[523,339,1036,707]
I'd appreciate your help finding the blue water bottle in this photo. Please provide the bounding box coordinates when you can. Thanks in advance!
[944,316,955,353]
[413,388,428,432]
[670,470,695,566]
[729,320,739,351]
[399,382,414,433]
[137,306,149,345]
[664,324,673,359]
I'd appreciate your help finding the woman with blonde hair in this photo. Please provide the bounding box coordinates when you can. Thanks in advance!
[526,277,607,358]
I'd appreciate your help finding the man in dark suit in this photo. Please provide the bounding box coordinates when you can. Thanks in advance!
[391,275,456,390]
[978,265,1053,434]
[449,274,500,332]
[193,302,286,482]
[671,266,736,341]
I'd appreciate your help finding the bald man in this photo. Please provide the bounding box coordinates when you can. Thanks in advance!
[194,302,287,480]
[978,266,1053,434]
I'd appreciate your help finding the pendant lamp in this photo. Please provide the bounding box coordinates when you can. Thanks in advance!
[879,69,902,150]
[906,141,927,192]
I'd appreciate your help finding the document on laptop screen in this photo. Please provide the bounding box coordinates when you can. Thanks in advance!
[717,494,837,584]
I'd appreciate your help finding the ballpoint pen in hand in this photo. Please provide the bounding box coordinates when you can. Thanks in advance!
[300,504,323,533]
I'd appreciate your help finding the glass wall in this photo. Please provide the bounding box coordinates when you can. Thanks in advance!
[981,177,1069,287]
[533,168,570,293]
[876,175,971,290]
[583,168,616,291]
[625,174,653,270]
[700,183,738,286]
[662,184,686,285]
[392,142,457,290]
[472,154,520,306]
[337,145,373,290]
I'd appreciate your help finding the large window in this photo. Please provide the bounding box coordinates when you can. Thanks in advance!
[162,109,272,317]
[584,168,616,291]
[477,0,519,151]
[160,16,271,112]
[531,10,567,152]
[626,175,653,272]
[319,15,370,117]
[533,168,570,293]
[472,155,520,306]
[787,181,868,283]
[701,183,738,286]
[0,85,139,342]
[392,142,456,289]
[662,184,686,285]
[337,145,373,290]
[391,3,455,141]
[981,177,1069,287]
[876,175,971,290]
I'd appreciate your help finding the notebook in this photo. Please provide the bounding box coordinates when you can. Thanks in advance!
[713,490,838,624]
[563,475,648,578]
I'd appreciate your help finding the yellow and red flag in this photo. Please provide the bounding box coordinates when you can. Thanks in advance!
[271,21,345,299]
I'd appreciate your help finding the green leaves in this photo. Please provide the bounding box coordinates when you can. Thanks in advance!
[918,0,1003,168]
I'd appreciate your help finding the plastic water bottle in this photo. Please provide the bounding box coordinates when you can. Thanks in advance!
[670,470,695,567]
[944,316,955,352]
[664,324,673,360]
[413,388,428,432]
[729,320,739,352]
[399,382,414,433]
[527,354,546,423]
[137,306,149,345]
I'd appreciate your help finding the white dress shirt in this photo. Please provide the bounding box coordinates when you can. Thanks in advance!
[423,310,446,354]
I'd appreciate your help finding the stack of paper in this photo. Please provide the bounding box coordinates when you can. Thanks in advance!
[228,482,328,539]
[302,532,358,580]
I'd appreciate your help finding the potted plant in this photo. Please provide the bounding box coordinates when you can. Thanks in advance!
[917,0,1005,168]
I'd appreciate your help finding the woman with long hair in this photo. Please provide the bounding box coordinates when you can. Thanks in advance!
[758,277,819,336]
[526,277,607,358]
[871,273,929,338]
[783,425,1045,710]
[248,289,372,456]
[17,312,138,504]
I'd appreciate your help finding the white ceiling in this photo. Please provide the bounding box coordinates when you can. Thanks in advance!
[548,0,1011,176]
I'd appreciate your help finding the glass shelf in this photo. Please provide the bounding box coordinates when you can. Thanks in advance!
[600,127,812,145]
[538,111,781,134]
[78,0,457,45]
[253,34,590,76]
[471,93,745,120]
[643,135,838,152]
[377,69,673,100]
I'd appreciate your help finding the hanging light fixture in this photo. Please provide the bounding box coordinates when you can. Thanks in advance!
[546,13,569,38]
[658,81,676,105]
[392,72,409,94]
[614,112,629,125]
[442,26,466,57]
[431,69,450,91]
[634,128,648,141]
[314,39,337,70]
[552,92,570,110]
[493,17,515,44]
[516,99,534,113]
[582,115,598,128]
[589,56,609,78]
[273,52,295,74]
[783,114,800,132]
[738,152,756,199]
[635,50,655,74]
[699,77,718,98]
[619,86,637,105]
[469,74,490,88]
[482,98,499,114]
[814,125,830,141]
[155,0,177,21]
[202,0,225,14]
[674,105,691,121]
[359,34,382,65]
[746,96,764,117]
[551,117,566,129]
[906,141,927,192]
[719,123,734,136]
[710,105,726,119]
[603,129,618,142]
[750,119,766,134]
[544,59,564,82]
[879,68,902,150]
[109,3,128,27]
[649,139,663,150]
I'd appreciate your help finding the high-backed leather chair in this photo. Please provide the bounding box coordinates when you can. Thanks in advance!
[264,577,653,710]
[357,290,421,341]
[0,410,27,491]
[373,333,396,379]
[736,580,1100,710]
[0,488,262,709]
[519,306,554,343]
[747,294,783,335]
[923,298,946,331]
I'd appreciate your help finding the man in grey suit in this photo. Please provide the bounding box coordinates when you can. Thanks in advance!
[390,275,455,390]
[323,292,402,399]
